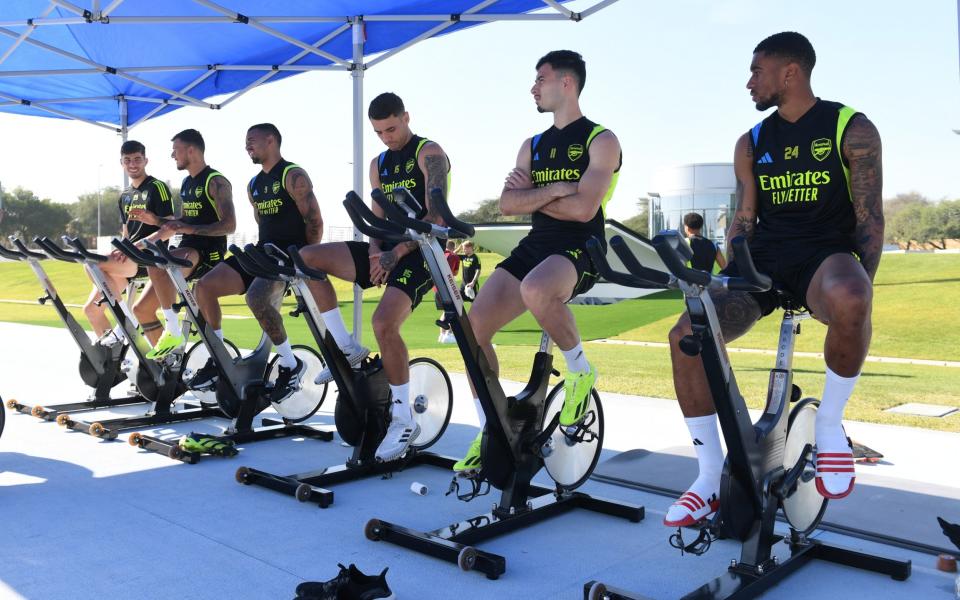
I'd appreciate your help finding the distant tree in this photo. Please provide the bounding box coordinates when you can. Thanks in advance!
[619,197,650,237]
[929,199,960,249]
[457,197,529,224]
[887,204,925,250]
[70,186,122,241]
[883,192,929,242]
[0,187,72,241]
[940,199,960,240]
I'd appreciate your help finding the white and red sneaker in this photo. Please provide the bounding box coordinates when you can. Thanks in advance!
[664,490,719,527]
[815,450,856,499]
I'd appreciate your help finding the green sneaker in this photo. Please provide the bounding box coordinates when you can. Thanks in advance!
[560,363,598,427]
[179,434,237,457]
[453,431,483,474]
[145,330,185,359]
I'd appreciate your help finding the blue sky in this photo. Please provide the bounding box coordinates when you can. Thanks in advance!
[0,0,957,234]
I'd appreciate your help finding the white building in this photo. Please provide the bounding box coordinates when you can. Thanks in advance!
[649,163,735,247]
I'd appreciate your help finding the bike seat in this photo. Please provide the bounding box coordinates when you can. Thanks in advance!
[774,287,806,313]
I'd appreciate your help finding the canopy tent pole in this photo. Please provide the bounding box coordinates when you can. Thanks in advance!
[120,95,128,188]
[350,17,364,343]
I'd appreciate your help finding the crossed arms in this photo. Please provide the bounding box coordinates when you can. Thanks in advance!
[499,130,620,223]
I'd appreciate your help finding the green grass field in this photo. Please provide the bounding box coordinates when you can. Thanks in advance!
[1,251,958,431]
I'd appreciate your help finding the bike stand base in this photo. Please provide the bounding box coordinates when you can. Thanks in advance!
[129,418,334,464]
[371,486,645,580]
[6,395,148,421]
[57,403,221,440]
[236,452,457,509]
[582,537,911,600]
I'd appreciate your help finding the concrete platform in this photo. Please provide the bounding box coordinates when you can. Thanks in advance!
[0,322,955,599]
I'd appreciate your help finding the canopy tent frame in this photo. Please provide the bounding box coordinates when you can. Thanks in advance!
[0,0,619,340]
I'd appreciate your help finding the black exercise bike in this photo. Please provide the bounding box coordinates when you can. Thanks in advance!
[112,238,333,463]
[229,239,455,507]
[581,232,911,600]
[1,237,149,420]
[353,188,644,580]
[31,236,223,439]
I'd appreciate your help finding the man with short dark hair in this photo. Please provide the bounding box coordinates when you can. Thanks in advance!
[185,123,325,402]
[127,128,236,360]
[299,91,450,462]
[664,31,884,527]
[682,212,726,273]
[452,50,622,474]
[81,140,173,346]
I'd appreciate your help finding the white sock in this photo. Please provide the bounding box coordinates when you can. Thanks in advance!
[275,339,297,369]
[816,367,858,449]
[111,324,124,340]
[162,308,182,337]
[214,329,224,341]
[389,383,412,422]
[473,397,486,428]
[320,307,355,351]
[816,368,859,494]
[560,341,590,373]
[685,414,723,499]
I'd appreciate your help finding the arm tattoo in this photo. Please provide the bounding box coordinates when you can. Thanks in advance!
[289,168,323,244]
[246,279,287,345]
[726,177,756,261]
[725,134,758,262]
[423,153,447,223]
[713,289,762,342]
[190,177,236,236]
[844,116,884,281]
[379,250,398,271]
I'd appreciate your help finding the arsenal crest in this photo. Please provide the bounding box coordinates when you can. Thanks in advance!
[811,138,832,162]
[567,143,584,161]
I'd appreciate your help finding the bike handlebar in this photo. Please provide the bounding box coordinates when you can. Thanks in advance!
[228,244,286,281]
[652,231,771,292]
[33,237,84,262]
[430,188,475,238]
[0,239,26,260]
[727,237,773,292]
[371,189,432,235]
[287,245,328,281]
[609,236,675,288]
[585,237,672,289]
[145,240,193,268]
[245,244,295,278]
[372,188,475,240]
[342,191,410,244]
[6,238,39,260]
[63,236,108,263]
[112,238,164,267]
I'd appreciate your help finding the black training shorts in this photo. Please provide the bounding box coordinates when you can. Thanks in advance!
[497,237,600,300]
[346,241,433,309]
[176,239,226,282]
[721,242,856,315]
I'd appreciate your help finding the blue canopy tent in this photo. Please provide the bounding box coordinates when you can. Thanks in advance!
[0,0,618,335]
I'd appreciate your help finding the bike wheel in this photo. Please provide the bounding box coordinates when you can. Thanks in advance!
[540,382,604,491]
[408,357,453,451]
[781,397,828,534]
[267,345,328,422]
[182,339,240,405]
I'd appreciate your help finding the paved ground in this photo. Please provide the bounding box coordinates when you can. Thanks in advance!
[0,322,956,599]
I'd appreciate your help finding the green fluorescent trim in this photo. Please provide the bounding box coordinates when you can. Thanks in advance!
[837,105,858,203]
